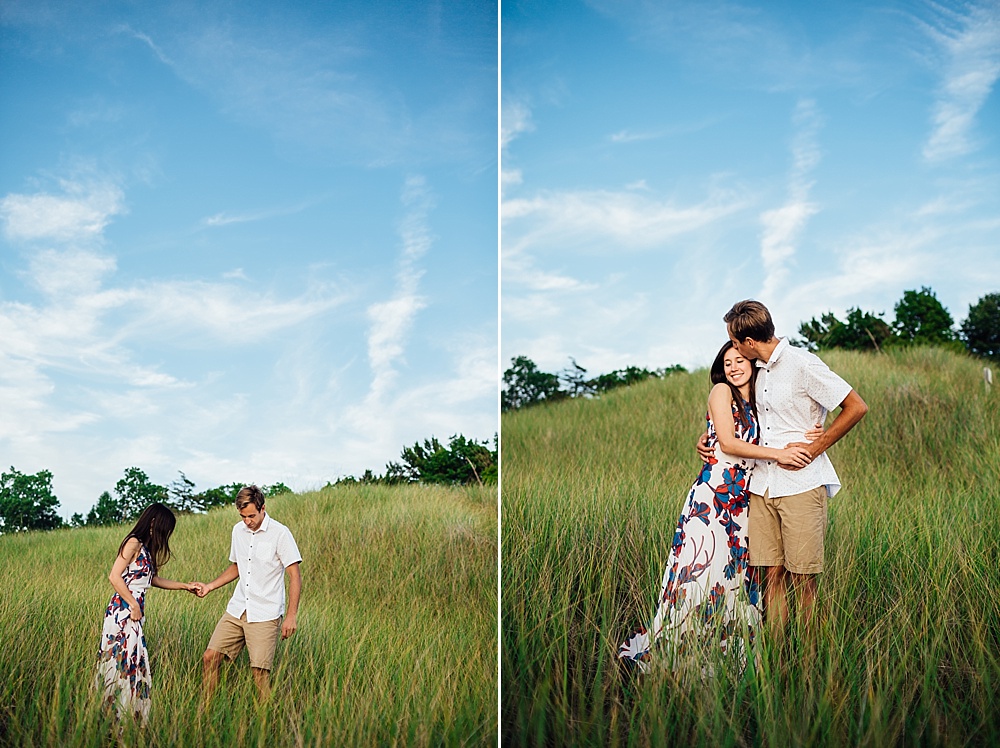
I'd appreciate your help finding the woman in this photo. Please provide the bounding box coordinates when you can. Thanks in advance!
[618,341,819,674]
[96,502,195,726]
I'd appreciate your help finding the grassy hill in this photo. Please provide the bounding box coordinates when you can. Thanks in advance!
[501,346,1000,746]
[0,483,497,747]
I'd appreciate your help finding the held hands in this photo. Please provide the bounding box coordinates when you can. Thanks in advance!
[186,582,209,597]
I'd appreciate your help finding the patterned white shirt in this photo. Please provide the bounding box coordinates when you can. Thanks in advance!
[751,338,854,499]
[226,513,302,622]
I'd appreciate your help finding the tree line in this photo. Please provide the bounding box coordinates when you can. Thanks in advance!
[502,358,687,411]
[503,288,1000,411]
[329,433,498,488]
[0,432,497,535]
[796,288,998,357]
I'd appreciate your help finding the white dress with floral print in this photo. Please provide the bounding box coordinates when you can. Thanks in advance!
[95,544,152,725]
[619,399,763,674]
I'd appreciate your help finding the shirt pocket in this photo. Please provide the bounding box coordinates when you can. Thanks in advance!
[250,536,279,564]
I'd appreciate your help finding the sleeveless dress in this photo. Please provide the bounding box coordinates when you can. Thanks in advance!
[618,398,763,674]
[96,544,153,725]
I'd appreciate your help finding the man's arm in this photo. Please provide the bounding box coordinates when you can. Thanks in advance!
[281,562,302,639]
[790,389,868,459]
[196,563,240,598]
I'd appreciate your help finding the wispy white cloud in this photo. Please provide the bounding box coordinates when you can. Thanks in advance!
[501,98,534,149]
[363,176,432,404]
[115,23,175,66]
[759,98,822,300]
[920,1,1000,162]
[610,129,662,143]
[0,179,125,244]
[504,185,749,254]
[201,198,322,228]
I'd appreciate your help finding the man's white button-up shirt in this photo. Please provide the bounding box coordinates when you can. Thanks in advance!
[226,513,302,622]
[751,338,854,499]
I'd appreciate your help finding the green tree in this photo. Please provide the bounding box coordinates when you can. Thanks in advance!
[86,491,124,526]
[115,467,168,522]
[502,356,563,411]
[0,467,63,533]
[196,483,244,512]
[588,365,659,394]
[893,286,955,345]
[960,292,1000,362]
[391,434,498,485]
[265,482,293,497]
[798,308,894,352]
[560,358,593,397]
[168,471,200,513]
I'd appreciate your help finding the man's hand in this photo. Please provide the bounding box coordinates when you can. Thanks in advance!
[187,582,204,596]
[196,583,212,598]
[695,432,714,463]
[281,614,297,640]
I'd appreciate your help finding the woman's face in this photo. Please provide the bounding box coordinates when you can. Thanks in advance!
[723,348,752,389]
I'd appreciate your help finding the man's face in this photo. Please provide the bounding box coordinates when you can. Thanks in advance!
[239,503,266,531]
[727,327,758,360]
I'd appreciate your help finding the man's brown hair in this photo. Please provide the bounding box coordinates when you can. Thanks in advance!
[724,299,775,343]
[235,485,266,511]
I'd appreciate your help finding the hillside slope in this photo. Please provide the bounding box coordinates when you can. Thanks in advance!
[502,346,1000,746]
[0,483,497,747]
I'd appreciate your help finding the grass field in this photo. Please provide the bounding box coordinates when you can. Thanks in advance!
[501,346,1000,746]
[0,483,498,747]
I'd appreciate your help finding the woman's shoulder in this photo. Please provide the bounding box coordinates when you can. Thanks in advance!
[708,382,734,403]
[120,536,142,560]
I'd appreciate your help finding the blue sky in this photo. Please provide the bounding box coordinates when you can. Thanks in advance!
[0,0,498,519]
[502,0,1000,378]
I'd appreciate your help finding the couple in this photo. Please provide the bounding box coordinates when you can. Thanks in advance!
[619,299,868,673]
[95,485,302,726]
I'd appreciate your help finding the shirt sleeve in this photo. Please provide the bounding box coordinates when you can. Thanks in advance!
[802,356,853,412]
[277,527,303,568]
[228,525,238,564]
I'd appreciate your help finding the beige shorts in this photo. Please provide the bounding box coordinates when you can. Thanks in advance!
[206,611,282,670]
[749,487,828,574]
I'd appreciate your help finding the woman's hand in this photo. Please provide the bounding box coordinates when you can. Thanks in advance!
[775,445,812,469]
[804,421,825,441]
[128,602,142,621]
[695,432,714,462]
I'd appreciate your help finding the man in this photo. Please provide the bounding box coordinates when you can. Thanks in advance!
[195,485,302,700]
[699,300,867,634]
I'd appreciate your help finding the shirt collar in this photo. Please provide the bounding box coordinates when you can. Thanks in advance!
[240,511,271,534]
[756,337,788,370]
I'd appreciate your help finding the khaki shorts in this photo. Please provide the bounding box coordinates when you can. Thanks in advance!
[206,611,282,671]
[749,487,828,574]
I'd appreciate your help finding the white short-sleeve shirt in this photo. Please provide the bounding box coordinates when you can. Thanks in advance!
[751,338,854,499]
[226,512,302,622]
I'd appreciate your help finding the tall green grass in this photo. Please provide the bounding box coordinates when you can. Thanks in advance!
[0,483,497,747]
[501,347,1000,746]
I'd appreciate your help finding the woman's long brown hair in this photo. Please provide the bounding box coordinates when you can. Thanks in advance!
[117,502,177,575]
[709,341,758,429]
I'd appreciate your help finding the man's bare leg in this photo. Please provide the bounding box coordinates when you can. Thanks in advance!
[790,572,819,663]
[251,667,271,700]
[762,565,790,635]
[202,649,225,704]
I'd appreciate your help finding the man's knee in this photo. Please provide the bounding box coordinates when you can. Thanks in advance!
[203,648,225,667]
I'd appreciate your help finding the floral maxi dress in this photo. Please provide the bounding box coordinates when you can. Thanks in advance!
[96,544,152,724]
[618,398,763,674]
